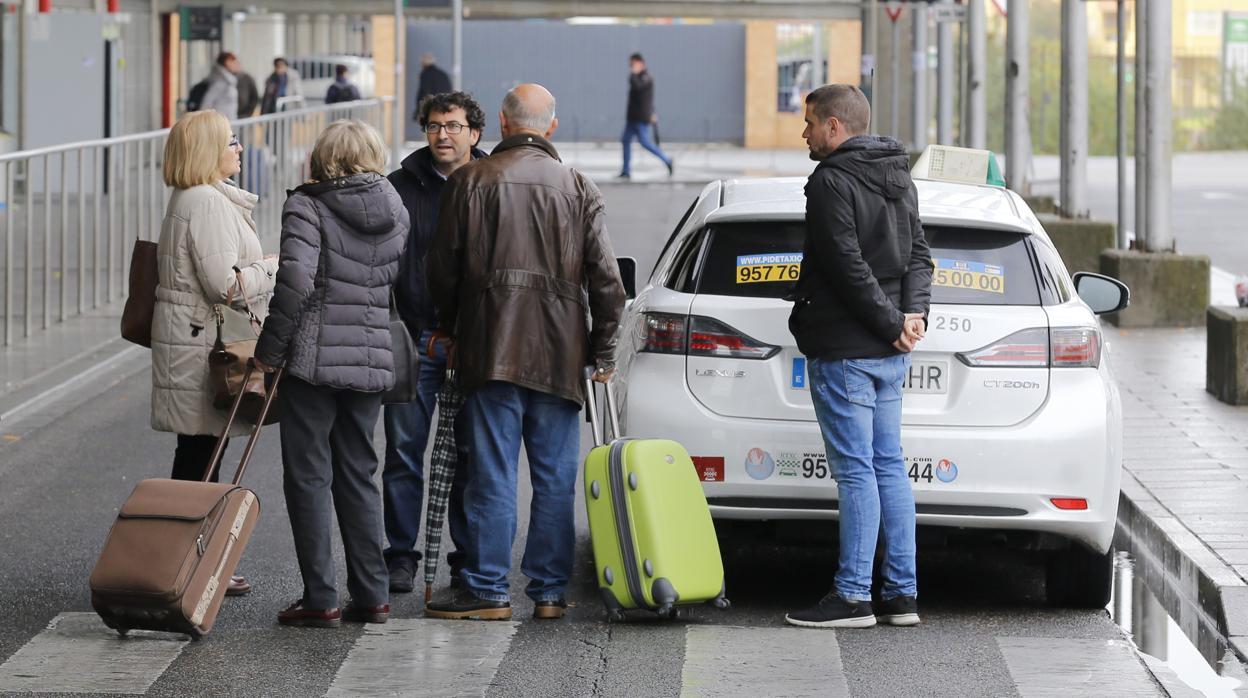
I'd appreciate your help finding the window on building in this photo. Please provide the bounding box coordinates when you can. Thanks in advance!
[776,23,826,113]
[1189,11,1221,37]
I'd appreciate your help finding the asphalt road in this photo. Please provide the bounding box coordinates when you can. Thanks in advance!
[0,181,1180,697]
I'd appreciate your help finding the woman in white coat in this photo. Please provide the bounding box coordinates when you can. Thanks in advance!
[151,110,277,595]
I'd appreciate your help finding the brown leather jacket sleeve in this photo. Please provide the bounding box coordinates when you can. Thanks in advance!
[427,179,466,334]
[581,181,626,367]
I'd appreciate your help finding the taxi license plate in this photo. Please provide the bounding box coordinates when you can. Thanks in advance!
[791,357,949,395]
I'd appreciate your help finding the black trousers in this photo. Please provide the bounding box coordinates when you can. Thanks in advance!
[171,434,228,482]
[280,375,387,609]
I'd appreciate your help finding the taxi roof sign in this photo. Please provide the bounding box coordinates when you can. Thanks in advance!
[911,144,1006,187]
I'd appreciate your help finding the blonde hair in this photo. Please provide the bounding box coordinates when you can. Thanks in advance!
[163,111,231,189]
[308,120,388,182]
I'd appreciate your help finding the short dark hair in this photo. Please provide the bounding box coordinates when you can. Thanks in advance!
[335,64,349,79]
[629,52,645,63]
[216,52,236,67]
[417,91,486,131]
[274,57,287,68]
[805,84,871,135]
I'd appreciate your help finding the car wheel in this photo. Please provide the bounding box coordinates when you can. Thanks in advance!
[1045,545,1113,609]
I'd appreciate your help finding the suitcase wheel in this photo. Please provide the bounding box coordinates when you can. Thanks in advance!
[710,596,732,611]
[115,627,130,637]
[656,604,678,620]
[606,610,626,623]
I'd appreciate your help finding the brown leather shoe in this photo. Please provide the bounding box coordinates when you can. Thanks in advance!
[533,599,568,619]
[343,603,390,624]
[226,575,251,597]
[277,599,341,628]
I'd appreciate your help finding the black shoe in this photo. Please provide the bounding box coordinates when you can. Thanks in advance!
[425,588,512,621]
[784,592,876,629]
[616,172,631,179]
[533,598,567,620]
[876,595,920,626]
[388,556,416,594]
[666,159,674,176]
[449,572,462,590]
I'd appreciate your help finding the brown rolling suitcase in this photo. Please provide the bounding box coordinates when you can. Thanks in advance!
[89,362,282,639]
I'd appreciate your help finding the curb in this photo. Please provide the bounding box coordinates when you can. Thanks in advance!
[1115,469,1248,668]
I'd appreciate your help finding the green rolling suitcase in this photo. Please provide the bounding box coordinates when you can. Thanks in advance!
[582,369,730,621]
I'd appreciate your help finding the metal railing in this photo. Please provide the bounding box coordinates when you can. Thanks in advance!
[0,97,395,346]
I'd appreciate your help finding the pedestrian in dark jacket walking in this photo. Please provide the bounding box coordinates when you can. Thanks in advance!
[253,120,410,628]
[425,84,625,621]
[415,53,453,115]
[381,91,487,595]
[783,84,932,630]
[325,65,362,104]
[618,53,672,179]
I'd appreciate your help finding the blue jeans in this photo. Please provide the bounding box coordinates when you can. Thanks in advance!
[809,355,917,602]
[382,329,469,573]
[621,121,671,175]
[461,381,581,602]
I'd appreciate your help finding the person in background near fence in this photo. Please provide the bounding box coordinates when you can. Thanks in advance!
[236,63,261,119]
[416,53,452,116]
[325,65,362,105]
[617,52,673,180]
[425,84,625,621]
[253,120,409,628]
[201,52,241,119]
[382,91,488,595]
[151,110,278,597]
[262,58,304,114]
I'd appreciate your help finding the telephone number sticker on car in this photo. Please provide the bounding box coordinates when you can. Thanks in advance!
[735,252,803,284]
[791,357,949,395]
[932,258,1005,294]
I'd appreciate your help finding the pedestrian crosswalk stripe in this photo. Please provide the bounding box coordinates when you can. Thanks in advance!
[679,625,851,697]
[997,637,1164,697]
[0,612,186,695]
[325,619,519,697]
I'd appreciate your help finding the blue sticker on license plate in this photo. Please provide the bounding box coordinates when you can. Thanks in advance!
[791,357,806,389]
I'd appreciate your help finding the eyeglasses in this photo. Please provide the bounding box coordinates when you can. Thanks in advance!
[228,135,240,149]
[424,122,466,135]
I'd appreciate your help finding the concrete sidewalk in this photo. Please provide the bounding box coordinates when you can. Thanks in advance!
[1109,326,1248,667]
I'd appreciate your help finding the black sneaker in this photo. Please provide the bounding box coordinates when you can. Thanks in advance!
[666,159,674,176]
[876,595,920,626]
[387,556,416,594]
[784,592,876,629]
[425,588,512,621]
[616,172,631,180]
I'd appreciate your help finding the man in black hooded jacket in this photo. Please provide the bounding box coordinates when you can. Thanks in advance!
[382,91,487,594]
[784,84,932,631]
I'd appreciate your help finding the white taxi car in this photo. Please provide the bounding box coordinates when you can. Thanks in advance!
[611,146,1130,608]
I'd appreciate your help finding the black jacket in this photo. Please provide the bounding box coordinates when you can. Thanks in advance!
[626,72,655,123]
[325,79,361,104]
[416,65,453,113]
[788,136,932,361]
[387,145,487,335]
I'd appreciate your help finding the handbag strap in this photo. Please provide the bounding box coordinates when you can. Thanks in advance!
[225,266,260,324]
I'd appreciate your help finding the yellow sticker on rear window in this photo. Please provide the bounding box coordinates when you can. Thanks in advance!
[932,258,1005,294]
[736,253,802,284]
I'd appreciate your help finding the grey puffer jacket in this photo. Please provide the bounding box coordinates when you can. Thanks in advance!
[255,172,409,392]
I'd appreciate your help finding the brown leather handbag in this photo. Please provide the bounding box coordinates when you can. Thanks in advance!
[207,270,276,424]
[120,240,159,347]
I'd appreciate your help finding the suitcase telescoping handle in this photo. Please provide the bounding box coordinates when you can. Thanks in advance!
[583,365,622,448]
[204,360,285,485]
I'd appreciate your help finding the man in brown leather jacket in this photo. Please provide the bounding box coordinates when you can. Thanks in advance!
[426,83,626,621]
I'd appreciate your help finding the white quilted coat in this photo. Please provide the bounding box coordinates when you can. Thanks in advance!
[150,181,278,437]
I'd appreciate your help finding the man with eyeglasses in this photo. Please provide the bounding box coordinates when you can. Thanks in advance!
[382,91,488,595]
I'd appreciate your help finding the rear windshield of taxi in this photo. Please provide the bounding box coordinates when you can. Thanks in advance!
[695,222,1041,305]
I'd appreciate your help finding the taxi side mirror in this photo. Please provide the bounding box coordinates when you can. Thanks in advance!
[617,256,637,300]
[1072,272,1130,315]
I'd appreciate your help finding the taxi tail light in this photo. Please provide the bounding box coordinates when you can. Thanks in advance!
[687,316,779,360]
[640,312,687,355]
[1050,327,1102,368]
[956,328,1049,367]
[1051,498,1088,511]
